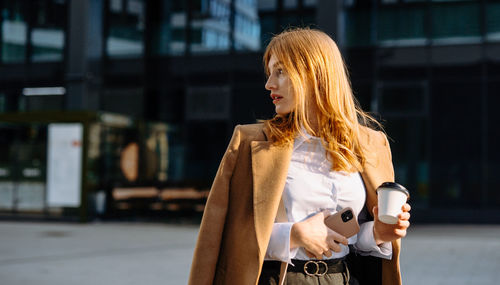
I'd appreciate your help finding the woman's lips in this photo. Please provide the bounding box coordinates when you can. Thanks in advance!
[271,94,283,104]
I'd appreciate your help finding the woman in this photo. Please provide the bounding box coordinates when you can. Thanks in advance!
[188,28,411,285]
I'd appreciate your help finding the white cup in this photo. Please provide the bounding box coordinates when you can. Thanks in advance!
[376,182,410,224]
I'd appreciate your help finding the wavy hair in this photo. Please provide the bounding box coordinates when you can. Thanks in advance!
[263,27,382,172]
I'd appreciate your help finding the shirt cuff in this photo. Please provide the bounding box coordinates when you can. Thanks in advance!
[353,221,392,260]
[264,222,299,264]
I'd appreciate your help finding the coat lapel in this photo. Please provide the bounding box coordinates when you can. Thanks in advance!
[251,137,293,261]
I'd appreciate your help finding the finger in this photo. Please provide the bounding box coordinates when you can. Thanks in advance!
[398,212,411,220]
[329,240,342,252]
[310,246,324,260]
[315,252,323,260]
[305,250,315,259]
[402,203,411,212]
[327,228,348,245]
[307,248,322,260]
[320,210,331,220]
[394,229,407,238]
[373,206,379,221]
[324,250,333,258]
[397,220,410,229]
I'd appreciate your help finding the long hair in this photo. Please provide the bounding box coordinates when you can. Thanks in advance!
[263,27,381,172]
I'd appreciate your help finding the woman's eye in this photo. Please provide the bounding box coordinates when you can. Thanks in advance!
[277,69,283,75]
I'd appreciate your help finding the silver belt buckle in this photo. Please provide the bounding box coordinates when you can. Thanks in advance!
[304,260,328,276]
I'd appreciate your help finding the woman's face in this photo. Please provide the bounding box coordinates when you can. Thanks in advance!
[265,54,296,115]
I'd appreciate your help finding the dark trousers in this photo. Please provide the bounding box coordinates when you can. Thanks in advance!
[344,247,382,285]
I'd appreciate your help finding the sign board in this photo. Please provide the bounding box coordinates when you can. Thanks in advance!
[46,123,83,207]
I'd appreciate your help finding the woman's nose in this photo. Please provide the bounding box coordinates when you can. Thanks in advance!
[265,76,276,90]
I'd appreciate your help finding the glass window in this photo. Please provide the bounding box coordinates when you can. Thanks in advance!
[378,84,427,115]
[150,1,187,56]
[486,2,500,41]
[106,0,145,58]
[376,82,429,208]
[234,1,261,52]
[18,95,64,112]
[344,0,355,8]
[1,0,28,63]
[431,1,480,42]
[191,0,231,54]
[378,5,426,44]
[260,14,276,48]
[30,0,66,62]
[284,0,298,9]
[304,0,317,7]
[258,0,277,11]
[430,80,482,208]
[385,118,429,209]
[0,123,47,211]
[377,82,430,209]
[0,92,17,113]
[345,8,372,47]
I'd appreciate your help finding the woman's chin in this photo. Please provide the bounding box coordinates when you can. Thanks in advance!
[275,107,292,116]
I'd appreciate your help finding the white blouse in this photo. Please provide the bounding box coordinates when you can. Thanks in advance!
[264,132,392,264]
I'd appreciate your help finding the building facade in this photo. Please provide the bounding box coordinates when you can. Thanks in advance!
[0,0,499,222]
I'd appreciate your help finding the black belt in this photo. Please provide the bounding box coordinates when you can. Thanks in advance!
[263,258,346,277]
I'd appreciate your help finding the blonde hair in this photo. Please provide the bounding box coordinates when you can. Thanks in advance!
[263,27,381,172]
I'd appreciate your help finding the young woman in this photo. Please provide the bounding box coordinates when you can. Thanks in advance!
[188,28,411,285]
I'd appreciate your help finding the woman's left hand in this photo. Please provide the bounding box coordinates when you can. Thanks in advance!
[373,203,411,245]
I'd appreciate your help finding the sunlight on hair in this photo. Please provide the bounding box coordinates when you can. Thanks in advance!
[262,27,383,173]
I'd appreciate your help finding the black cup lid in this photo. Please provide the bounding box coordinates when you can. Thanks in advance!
[376,182,410,199]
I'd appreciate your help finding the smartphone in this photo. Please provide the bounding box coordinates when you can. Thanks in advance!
[324,207,360,238]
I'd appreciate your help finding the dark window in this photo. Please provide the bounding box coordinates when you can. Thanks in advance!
[30,0,66,62]
[345,8,372,47]
[190,0,231,54]
[430,81,482,208]
[377,5,426,43]
[106,0,145,58]
[377,82,430,209]
[1,0,29,63]
[378,83,427,116]
[486,2,500,40]
[431,1,480,41]
[259,14,276,48]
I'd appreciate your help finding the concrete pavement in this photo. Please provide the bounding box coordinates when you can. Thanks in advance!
[0,221,498,285]
[400,224,500,285]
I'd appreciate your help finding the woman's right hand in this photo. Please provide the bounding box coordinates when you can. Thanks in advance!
[290,211,348,259]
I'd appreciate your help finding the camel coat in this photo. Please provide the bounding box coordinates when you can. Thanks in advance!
[188,123,401,285]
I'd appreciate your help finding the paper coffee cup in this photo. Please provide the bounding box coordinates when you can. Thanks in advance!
[376,182,410,224]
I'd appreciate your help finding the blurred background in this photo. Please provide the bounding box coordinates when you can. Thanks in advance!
[0,0,499,224]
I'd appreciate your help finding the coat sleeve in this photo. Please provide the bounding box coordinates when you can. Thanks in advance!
[379,131,403,285]
[358,129,401,285]
[381,131,395,182]
[188,125,242,285]
[362,130,395,216]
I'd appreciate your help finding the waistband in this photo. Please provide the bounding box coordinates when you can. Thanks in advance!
[263,258,346,276]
